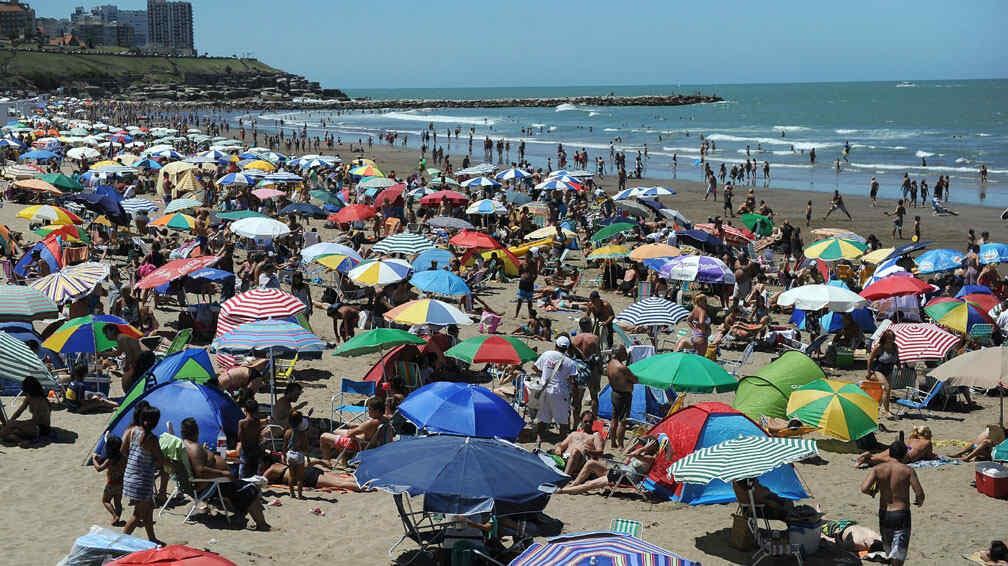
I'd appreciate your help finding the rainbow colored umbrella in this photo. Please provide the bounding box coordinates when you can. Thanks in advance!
[924,297,993,334]
[150,212,196,231]
[587,244,630,260]
[348,258,412,286]
[350,163,383,177]
[34,224,90,244]
[0,224,14,255]
[42,314,142,353]
[29,262,109,304]
[445,335,537,365]
[383,298,474,326]
[803,236,867,261]
[315,253,362,273]
[786,379,878,441]
[17,204,83,225]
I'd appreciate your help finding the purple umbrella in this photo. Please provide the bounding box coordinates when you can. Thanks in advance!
[644,255,736,284]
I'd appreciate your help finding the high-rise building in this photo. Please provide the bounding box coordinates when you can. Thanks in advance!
[0,0,35,40]
[68,4,147,47]
[117,9,147,46]
[147,0,193,55]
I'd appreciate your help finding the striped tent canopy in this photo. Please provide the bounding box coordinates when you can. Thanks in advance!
[615,297,689,328]
[511,532,699,566]
[0,284,59,322]
[29,262,110,305]
[668,435,818,486]
[0,331,56,388]
[371,232,435,256]
[890,322,962,362]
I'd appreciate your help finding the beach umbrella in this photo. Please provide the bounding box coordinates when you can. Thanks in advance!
[535,178,583,192]
[262,170,303,183]
[914,248,963,274]
[465,198,507,215]
[188,268,235,283]
[923,297,993,334]
[803,236,867,261]
[695,222,756,244]
[120,198,159,215]
[777,284,868,312]
[511,532,698,566]
[587,244,630,260]
[348,258,412,286]
[979,243,1008,265]
[229,217,291,239]
[212,319,324,355]
[65,146,100,160]
[740,213,774,237]
[505,189,533,205]
[301,242,362,264]
[861,247,896,264]
[135,256,220,290]
[449,229,500,250]
[150,212,196,231]
[629,352,737,392]
[219,288,306,323]
[33,224,90,244]
[309,189,343,205]
[372,232,435,256]
[590,222,636,243]
[420,189,469,206]
[644,255,736,284]
[373,183,406,207]
[495,167,531,182]
[334,328,426,356]
[353,435,567,515]
[425,167,442,176]
[216,172,255,186]
[0,285,59,322]
[250,188,285,201]
[860,275,931,300]
[358,176,397,189]
[629,243,681,261]
[17,204,81,225]
[413,248,454,271]
[407,186,435,199]
[213,210,268,222]
[349,163,383,177]
[147,349,216,387]
[130,159,163,172]
[330,204,376,223]
[929,347,1007,425]
[108,544,236,566]
[810,228,866,243]
[667,436,818,486]
[398,382,524,440]
[956,284,992,298]
[615,297,689,328]
[460,176,500,189]
[29,262,109,304]
[445,335,537,365]
[817,308,876,334]
[163,198,202,214]
[525,225,578,241]
[43,314,142,353]
[631,186,677,197]
[427,216,474,230]
[242,159,276,172]
[18,149,58,161]
[278,203,324,217]
[0,331,56,388]
[786,379,878,441]
[890,322,962,362]
[614,199,650,218]
[961,293,999,314]
[37,173,83,192]
[409,269,470,297]
[384,298,473,326]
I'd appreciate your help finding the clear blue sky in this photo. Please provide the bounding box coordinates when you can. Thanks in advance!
[36,0,1008,90]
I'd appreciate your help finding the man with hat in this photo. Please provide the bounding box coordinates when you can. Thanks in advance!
[531,335,578,443]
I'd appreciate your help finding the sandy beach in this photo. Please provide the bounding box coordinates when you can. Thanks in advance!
[1,138,1006,566]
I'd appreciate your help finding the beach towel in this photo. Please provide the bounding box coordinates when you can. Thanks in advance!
[908,456,961,469]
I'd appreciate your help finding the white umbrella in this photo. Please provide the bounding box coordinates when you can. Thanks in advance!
[229,217,291,239]
[301,242,362,263]
[465,199,507,215]
[66,146,99,160]
[777,284,868,312]
[358,177,397,189]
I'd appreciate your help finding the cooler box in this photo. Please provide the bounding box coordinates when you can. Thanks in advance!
[976,462,1008,499]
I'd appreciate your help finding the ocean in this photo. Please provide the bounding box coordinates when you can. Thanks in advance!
[238,80,1008,208]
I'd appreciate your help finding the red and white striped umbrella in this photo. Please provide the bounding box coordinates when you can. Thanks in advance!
[216,289,306,368]
[890,323,961,363]
[694,222,756,244]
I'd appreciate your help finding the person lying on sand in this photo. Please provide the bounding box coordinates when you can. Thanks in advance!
[261,462,361,492]
[950,425,1005,462]
[857,426,935,467]
[216,358,270,395]
[821,520,885,556]
[557,435,659,495]
[971,540,1008,565]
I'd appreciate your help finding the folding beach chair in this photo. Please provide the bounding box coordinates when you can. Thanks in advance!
[274,354,298,388]
[157,434,236,525]
[391,361,423,392]
[388,493,449,560]
[968,323,994,346]
[329,378,376,429]
[610,518,643,538]
[895,380,944,419]
[155,328,192,359]
[721,341,756,377]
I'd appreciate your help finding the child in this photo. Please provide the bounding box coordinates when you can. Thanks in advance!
[284,411,310,499]
[913,216,921,242]
[804,200,812,227]
[236,399,263,479]
[93,435,125,525]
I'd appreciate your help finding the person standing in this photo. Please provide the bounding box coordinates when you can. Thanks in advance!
[606,345,638,450]
[860,438,925,566]
[824,190,853,220]
[885,200,907,240]
[571,318,602,417]
[869,176,880,207]
[121,403,164,545]
[532,336,578,443]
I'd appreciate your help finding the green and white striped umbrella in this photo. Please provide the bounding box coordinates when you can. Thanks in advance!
[0,284,59,322]
[0,331,56,387]
[371,232,435,256]
[668,435,818,485]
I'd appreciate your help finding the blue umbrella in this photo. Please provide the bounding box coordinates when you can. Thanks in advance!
[412,248,454,271]
[131,158,162,170]
[884,240,932,261]
[279,202,324,217]
[674,229,723,249]
[0,138,24,149]
[398,382,523,439]
[914,248,963,274]
[353,435,569,515]
[956,284,992,298]
[505,189,532,205]
[217,172,255,186]
[19,149,58,161]
[979,243,1008,265]
[409,269,470,297]
[819,308,877,333]
[188,267,235,282]
[211,319,324,355]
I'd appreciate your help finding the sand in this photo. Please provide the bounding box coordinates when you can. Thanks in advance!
[1,139,1005,565]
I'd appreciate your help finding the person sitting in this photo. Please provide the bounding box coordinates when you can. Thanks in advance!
[552,410,604,476]
[950,424,1005,462]
[732,477,796,521]
[63,363,118,413]
[557,435,660,495]
[319,397,389,467]
[0,376,52,445]
[180,417,270,531]
[261,461,361,492]
[727,294,772,341]
[857,426,935,467]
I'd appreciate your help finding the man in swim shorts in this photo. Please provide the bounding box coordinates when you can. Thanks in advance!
[860,438,925,566]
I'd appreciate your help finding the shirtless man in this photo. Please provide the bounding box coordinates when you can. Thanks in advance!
[102,324,146,393]
[271,382,309,430]
[606,346,637,450]
[319,397,387,467]
[553,410,604,476]
[571,318,602,416]
[860,439,925,566]
[585,291,615,348]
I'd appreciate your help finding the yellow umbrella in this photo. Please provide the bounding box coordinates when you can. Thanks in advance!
[587,244,630,260]
[89,160,120,170]
[786,379,878,441]
[803,237,867,261]
[524,226,578,240]
[350,164,383,177]
[860,247,895,264]
[629,243,681,261]
[161,161,196,176]
[92,215,113,227]
[243,159,276,172]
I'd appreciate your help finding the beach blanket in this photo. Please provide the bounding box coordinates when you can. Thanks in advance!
[908,456,961,469]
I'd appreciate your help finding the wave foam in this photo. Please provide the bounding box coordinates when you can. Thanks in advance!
[773,125,810,132]
[381,111,496,126]
[915,150,935,158]
[705,133,836,151]
[835,129,859,134]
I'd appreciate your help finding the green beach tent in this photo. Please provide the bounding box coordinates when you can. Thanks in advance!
[732,351,825,420]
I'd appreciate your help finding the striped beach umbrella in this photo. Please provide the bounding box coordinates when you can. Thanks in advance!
[43,314,142,353]
[120,198,160,215]
[34,224,90,244]
[587,244,630,261]
[786,379,878,441]
[216,172,255,186]
[460,176,500,189]
[150,212,196,231]
[803,236,867,261]
[629,352,737,392]
[349,163,383,177]
[409,269,470,297]
[923,297,993,334]
[220,288,305,321]
[890,322,961,362]
[615,297,689,328]
[494,167,531,182]
[629,243,681,261]
[383,298,474,326]
[445,335,537,365]
[211,319,324,355]
[465,199,507,215]
[535,178,582,192]
[302,242,362,263]
[163,198,202,214]
[315,254,362,273]
[17,204,82,225]
[668,436,819,486]
[29,262,110,304]
[334,328,426,357]
[0,332,55,388]
[349,259,412,286]
[644,255,736,284]
[524,225,578,241]
[0,285,59,322]
[358,176,397,189]
[512,532,698,566]
[372,232,435,256]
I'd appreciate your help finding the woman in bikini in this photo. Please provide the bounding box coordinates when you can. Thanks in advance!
[675,293,711,354]
[866,329,901,417]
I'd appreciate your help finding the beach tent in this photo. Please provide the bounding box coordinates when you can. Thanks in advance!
[14,238,63,277]
[94,379,240,457]
[733,351,825,420]
[113,349,218,421]
[643,402,809,505]
[597,384,675,423]
[459,246,522,277]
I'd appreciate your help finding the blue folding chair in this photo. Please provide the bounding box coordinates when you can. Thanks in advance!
[330,378,376,429]
[895,380,944,419]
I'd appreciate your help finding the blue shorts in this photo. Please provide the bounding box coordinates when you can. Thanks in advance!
[517,289,533,301]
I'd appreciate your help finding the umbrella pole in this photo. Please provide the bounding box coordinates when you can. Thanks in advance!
[269,348,277,408]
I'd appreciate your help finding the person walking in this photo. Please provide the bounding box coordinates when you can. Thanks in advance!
[824,190,853,220]
[121,402,165,545]
[531,336,578,444]
[860,437,925,566]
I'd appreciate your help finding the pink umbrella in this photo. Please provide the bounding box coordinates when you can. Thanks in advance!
[135,256,220,289]
[252,188,285,200]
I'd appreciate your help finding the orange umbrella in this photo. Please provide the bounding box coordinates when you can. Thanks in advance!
[13,178,63,195]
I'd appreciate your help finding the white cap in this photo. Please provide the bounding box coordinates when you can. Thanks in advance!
[555,336,571,349]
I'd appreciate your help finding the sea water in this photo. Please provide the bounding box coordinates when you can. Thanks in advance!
[237,80,1008,208]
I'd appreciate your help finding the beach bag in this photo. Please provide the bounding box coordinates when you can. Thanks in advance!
[572,358,591,387]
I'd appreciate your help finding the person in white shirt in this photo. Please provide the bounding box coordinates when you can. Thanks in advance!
[533,336,578,442]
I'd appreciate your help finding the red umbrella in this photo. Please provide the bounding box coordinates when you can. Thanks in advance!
[420,190,469,206]
[374,183,406,207]
[450,229,501,250]
[860,275,931,300]
[329,204,376,223]
[890,322,962,362]
[109,544,236,565]
[135,256,220,289]
[962,293,1000,314]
